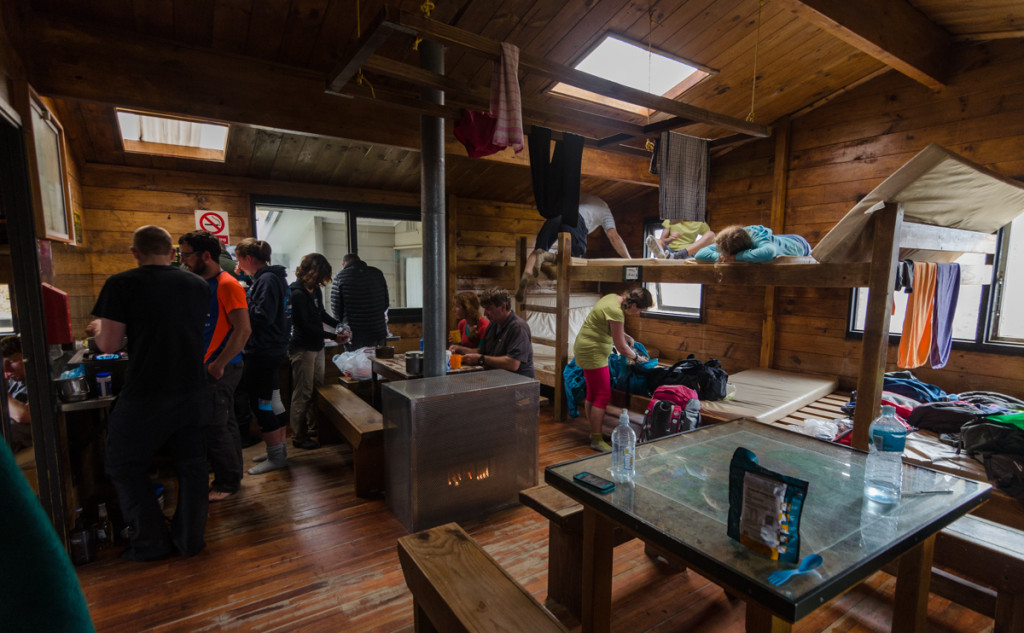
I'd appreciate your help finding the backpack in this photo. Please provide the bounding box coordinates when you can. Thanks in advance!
[639,385,701,443]
[638,354,729,401]
[958,418,1024,458]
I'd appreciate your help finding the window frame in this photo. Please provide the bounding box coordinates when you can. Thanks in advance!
[251,195,423,323]
[846,223,1023,356]
[640,216,704,324]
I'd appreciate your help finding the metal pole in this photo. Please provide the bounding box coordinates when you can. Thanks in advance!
[420,40,446,377]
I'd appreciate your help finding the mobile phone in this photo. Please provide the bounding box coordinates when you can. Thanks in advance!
[574,471,615,493]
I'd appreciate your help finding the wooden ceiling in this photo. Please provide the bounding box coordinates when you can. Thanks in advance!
[6,0,1024,208]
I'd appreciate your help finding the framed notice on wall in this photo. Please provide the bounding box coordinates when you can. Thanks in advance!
[30,94,75,244]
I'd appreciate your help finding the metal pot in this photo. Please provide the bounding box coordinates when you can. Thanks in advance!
[56,376,91,402]
[405,351,423,375]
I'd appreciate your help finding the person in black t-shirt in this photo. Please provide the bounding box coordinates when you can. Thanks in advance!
[89,225,211,561]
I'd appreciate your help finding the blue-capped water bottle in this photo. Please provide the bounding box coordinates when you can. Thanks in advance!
[863,405,907,504]
[611,409,636,482]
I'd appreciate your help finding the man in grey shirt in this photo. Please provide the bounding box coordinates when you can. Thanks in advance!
[450,287,534,379]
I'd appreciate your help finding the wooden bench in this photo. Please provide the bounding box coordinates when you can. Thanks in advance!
[929,514,1024,633]
[314,383,384,498]
[519,484,681,618]
[397,522,568,633]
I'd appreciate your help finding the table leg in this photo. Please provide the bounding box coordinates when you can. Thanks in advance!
[745,602,792,633]
[892,534,935,633]
[581,506,615,633]
[371,371,380,409]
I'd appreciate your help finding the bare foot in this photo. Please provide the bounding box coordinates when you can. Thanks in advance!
[208,490,234,502]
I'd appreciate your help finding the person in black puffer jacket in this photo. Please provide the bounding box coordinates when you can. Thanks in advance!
[330,254,390,350]
[235,238,292,475]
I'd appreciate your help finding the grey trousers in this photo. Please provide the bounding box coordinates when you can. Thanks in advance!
[289,348,324,442]
[204,362,244,494]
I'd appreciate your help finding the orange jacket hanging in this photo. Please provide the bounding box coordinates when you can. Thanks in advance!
[897,262,937,369]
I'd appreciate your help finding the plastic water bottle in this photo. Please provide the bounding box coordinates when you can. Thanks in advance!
[863,405,907,504]
[611,409,637,482]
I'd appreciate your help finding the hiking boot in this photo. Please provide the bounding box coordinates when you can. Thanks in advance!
[292,438,320,450]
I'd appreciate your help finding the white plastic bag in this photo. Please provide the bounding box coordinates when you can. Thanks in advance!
[333,347,373,380]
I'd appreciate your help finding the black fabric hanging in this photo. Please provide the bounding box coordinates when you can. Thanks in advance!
[528,125,584,224]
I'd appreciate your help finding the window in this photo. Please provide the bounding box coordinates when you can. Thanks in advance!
[253,199,422,320]
[849,217,1024,351]
[642,219,702,319]
[551,34,710,115]
[116,109,229,162]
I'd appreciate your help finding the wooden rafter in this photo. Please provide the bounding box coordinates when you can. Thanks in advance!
[777,0,952,90]
[326,8,770,141]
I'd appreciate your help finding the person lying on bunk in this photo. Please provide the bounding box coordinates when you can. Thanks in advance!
[515,193,631,303]
[645,219,716,259]
[694,225,811,263]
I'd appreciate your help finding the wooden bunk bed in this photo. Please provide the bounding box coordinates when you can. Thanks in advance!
[541,144,1024,450]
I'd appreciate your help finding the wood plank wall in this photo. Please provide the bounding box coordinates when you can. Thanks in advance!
[771,39,1024,397]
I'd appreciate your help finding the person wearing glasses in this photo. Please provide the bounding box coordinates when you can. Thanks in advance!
[179,230,252,501]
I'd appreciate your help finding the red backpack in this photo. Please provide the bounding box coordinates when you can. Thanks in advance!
[640,385,701,442]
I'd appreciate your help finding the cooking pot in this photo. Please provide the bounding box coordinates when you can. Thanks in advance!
[405,351,423,375]
[56,376,91,402]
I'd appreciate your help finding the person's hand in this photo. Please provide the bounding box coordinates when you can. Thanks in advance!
[718,253,735,263]
[206,362,225,380]
[85,319,101,337]
[463,353,482,366]
[336,332,350,344]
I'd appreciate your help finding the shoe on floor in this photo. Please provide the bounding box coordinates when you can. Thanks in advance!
[590,438,612,452]
[292,438,320,450]
[646,235,666,259]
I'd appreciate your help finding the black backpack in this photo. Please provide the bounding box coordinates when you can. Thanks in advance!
[958,419,1024,457]
[907,401,985,434]
[639,354,729,401]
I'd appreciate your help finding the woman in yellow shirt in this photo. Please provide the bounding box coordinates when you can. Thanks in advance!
[573,288,653,450]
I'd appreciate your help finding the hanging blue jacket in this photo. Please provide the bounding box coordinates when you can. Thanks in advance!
[695,225,810,263]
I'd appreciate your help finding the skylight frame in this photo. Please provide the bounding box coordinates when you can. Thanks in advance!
[116,109,230,162]
[549,33,713,116]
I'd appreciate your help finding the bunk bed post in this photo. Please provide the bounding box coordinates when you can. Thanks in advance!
[852,202,904,450]
[446,193,458,321]
[553,232,572,422]
[515,236,527,308]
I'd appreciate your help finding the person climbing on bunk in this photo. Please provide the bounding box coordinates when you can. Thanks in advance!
[646,219,716,259]
[515,193,631,303]
[694,225,811,263]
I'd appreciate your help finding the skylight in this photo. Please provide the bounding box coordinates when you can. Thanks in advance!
[116,110,229,161]
[551,34,709,115]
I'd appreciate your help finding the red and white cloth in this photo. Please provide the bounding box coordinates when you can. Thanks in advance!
[489,41,523,153]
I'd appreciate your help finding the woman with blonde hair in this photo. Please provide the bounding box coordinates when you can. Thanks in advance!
[573,287,653,451]
[288,253,345,450]
[451,291,489,348]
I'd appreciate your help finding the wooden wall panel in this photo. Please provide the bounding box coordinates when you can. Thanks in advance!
[775,39,1024,398]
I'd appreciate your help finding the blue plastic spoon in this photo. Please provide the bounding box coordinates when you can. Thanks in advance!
[766,553,823,586]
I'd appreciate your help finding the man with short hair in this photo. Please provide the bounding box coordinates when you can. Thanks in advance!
[450,287,534,379]
[516,193,631,302]
[1,335,31,452]
[179,230,252,502]
[330,253,390,350]
[89,225,211,561]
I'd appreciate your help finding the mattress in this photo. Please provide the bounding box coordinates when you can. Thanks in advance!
[700,368,838,423]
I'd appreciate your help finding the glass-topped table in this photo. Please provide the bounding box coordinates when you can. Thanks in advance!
[545,419,991,633]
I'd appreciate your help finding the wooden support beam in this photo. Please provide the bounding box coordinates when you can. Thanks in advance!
[554,232,572,422]
[852,203,903,451]
[899,223,998,254]
[761,120,792,369]
[569,261,872,287]
[389,10,770,139]
[325,8,398,94]
[778,0,952,90]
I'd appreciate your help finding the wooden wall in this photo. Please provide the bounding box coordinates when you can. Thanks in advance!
[712,39,1024,397]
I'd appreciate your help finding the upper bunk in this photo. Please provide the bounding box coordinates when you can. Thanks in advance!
[561,144,1024,288]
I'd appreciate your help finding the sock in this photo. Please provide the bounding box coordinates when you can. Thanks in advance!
[252,453,268,463]
[590,433,611,451]
[248,442,287,475]
[515,273,530,303]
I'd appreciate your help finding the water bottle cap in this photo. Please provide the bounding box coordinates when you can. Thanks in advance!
[881,405,896,416]
[97,372,111,378]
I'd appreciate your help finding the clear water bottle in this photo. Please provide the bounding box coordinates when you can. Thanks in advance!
[863,405,907,504]
[611,409,636,482]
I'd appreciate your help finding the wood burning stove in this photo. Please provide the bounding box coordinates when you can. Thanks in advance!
[382,371,539,532]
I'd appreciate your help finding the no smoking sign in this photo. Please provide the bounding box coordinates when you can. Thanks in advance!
[195,210,230,245]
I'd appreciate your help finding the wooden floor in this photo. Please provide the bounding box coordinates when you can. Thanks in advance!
[76,401,995,633]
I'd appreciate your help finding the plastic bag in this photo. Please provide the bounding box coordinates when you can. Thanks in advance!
[333,348,373,380]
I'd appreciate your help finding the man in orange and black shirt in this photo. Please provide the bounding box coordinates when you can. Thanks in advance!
[179,231,252,502]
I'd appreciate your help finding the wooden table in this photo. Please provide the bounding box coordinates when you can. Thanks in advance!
[369,353,482,407]
[545,418,991,633]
